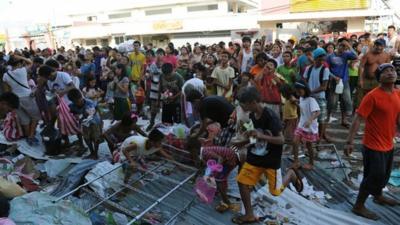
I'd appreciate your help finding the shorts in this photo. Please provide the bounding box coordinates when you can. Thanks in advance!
[237,162,284,196]
[16,96,41,126]
[82,123,102,142]
[150,99,160,115]
[359,146,393,196]
[294,127,319,142]
[315,98,327,123]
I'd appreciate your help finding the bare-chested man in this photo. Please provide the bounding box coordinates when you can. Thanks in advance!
[357,39,391,106]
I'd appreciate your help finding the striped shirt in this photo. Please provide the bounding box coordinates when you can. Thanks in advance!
[200,146,238,168]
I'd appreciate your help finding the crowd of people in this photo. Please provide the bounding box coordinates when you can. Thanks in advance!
[0,25,400,224]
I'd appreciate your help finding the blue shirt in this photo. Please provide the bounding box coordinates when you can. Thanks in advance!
[69,98,101,126]
[327,51,357,82]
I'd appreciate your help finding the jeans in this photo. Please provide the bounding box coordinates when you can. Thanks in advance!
[328,80,353,116]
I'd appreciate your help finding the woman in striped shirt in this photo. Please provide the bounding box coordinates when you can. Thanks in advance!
[187,138,239,213]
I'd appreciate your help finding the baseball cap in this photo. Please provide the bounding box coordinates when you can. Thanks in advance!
[375,63,395,81]
[312,48,327,59]
[374,39,386,47]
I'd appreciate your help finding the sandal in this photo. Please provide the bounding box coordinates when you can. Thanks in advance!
[289,168,303,193]
[215,202,230,213]
[232,215,259,224]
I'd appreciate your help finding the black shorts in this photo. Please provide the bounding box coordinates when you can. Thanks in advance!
[162,103,181,124]
[359,146,394,196]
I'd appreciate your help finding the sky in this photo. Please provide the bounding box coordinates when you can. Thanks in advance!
[0,0,135,29]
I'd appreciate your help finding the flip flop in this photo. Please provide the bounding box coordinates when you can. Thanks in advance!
[231,215,259,224]
[289,168,303,193]
[215,202,230,213]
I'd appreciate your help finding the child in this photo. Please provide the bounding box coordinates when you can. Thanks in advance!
[103,112,147,155]
[82,77,104,103]
[232,86,303,224]
[211,51,235,101]
[160,63,184,124]
[68,88,103,159]
[118,129,171,183]
[292,80,320,170]
[280,84,299,145]
[0,197,16,225]
[187,137,239,213]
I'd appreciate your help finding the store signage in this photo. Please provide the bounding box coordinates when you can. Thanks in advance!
[290,0,369,13]
[153,20,183,31]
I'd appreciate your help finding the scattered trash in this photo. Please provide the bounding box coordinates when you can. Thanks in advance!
[318,150,337,160]
[0,176,26,198]
[298,178,328,205]
[41,159,71,178]
[84,161,124,198]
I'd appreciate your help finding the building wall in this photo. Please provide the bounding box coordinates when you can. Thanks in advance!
[66,0,259,48]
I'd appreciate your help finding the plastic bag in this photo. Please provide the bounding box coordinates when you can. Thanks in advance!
[0,177,26,198]
[194,176,217,204]
[335,79,344,94]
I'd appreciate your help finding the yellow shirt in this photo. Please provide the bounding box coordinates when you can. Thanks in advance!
[283,99,298,120]
[128,52,146,82]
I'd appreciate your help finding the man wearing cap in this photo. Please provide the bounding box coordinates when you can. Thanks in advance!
[357,39,391,107]
[303,47,331,142]
[346,63,400,220]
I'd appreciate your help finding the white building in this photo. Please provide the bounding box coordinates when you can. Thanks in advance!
[65,0,260,48]
[257,0,400,41]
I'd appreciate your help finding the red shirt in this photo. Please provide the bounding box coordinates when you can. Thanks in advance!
[356,87,400,151]
[162,55,177,69]
[256,72,282,104]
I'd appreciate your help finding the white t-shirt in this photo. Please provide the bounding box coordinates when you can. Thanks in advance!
[182,78,206,115]
[298,97,320,134]
[267,53,284,67]
[211,66,235,98]
[71,76,80,89]
[47,71,73,92]
[120,135,160,161]
[3,67,32,97]
[303,65,330,99]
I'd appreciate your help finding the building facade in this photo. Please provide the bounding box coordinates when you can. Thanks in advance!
[258,0,399,41]
[65,0,260,48]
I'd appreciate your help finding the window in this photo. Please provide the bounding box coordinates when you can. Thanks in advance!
[187,4,218,12]
[145,8,172,16]
[85,39,97,46]
[108,12,131,19]
[100,39,109,47]
[87,16,97,22]
[114,36,124,45]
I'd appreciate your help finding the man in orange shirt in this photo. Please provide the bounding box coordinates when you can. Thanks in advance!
[249,53,267,78]
[346,63,400,220]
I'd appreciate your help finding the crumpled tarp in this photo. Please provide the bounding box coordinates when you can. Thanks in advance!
[42,159,72,178]
[84,161,124,198]
[51,159,98,197]
[249,184,379,225]
[9,192,91,225]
